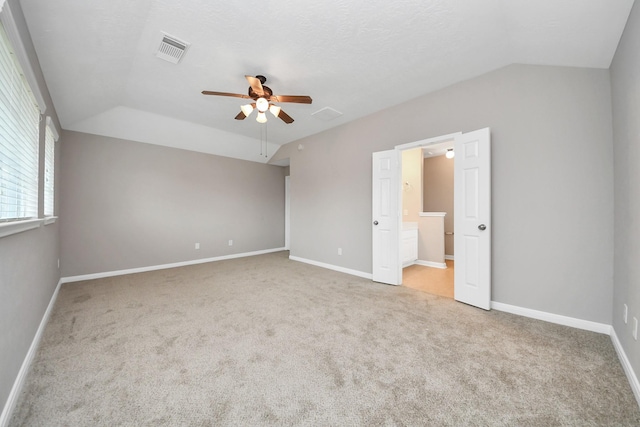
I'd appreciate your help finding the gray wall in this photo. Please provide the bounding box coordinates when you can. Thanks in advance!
[59,131,286,277]
[272,63,614,324]
[0,0,61,413]
[611,1,640,379]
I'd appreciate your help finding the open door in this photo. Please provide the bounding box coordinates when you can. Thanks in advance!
[285,176,290,250]
[454,128,491,310]
[372,150,401,285]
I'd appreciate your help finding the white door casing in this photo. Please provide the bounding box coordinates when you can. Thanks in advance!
[454,128,491,310]
[372,150,401,285]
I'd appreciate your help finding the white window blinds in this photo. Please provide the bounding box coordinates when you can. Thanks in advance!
[44,117,58,217]
[0,21,40,221]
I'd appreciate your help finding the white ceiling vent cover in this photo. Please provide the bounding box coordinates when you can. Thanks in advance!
[311,107,343,121]
[156,33,190,64]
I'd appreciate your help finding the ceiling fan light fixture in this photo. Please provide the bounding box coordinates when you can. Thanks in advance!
[256,97,269,112]
[201,75,311,125]
[269,104,281,118]
[256,112,268,123]
[240,104,254,117]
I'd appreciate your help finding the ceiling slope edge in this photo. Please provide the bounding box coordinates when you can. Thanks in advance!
[66,106,279,164]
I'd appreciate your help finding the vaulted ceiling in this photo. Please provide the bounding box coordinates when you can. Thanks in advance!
[19,0,635,162]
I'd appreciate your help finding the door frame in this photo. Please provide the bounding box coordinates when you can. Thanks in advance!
[374,129,491,309]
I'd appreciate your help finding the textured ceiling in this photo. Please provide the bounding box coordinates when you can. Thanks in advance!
[19,0,635,162]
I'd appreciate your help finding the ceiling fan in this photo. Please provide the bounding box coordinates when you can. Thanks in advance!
[202,75,312,124]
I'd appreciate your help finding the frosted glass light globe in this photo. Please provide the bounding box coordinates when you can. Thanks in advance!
[240,104,254,117]
[269,105,281,117]
[256,97,269,113]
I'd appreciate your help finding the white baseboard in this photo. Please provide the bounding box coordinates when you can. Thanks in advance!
[289,256,372,280]
[0,278,63,427]
[611,328,640,408]
[444,255,454,261]
[490,301,612,335]
[60,247,287,284]
[416,260,447,269]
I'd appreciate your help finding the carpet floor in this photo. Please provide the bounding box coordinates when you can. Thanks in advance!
[9,251,640,426]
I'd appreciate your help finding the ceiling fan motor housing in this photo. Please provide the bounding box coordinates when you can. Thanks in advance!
[249,85,273,99]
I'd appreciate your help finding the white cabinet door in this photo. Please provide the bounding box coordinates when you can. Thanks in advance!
[402,229,418,266]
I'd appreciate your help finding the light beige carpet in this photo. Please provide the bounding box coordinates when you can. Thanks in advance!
[9,251,640,426]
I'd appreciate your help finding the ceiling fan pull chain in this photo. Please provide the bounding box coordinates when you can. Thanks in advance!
[260,125,264,157]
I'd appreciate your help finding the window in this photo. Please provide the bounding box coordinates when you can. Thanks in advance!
[44,117,58,217]
[0,21,41,221]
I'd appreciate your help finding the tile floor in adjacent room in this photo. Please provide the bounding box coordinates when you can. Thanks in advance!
[402,260,454,298]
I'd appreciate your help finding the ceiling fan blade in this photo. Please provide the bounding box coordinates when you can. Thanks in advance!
[245,75,264,97]
[202,91,252,99]
[271,95,312,104]
[234,111,247,120]
[278,109,294,124]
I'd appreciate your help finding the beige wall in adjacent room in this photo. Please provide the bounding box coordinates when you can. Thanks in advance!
[423,155,454,256]
[271,63,613,325]
[59,131,286,277]
[401,147,422,222]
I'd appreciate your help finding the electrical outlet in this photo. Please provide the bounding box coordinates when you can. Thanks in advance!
[633,317,638,340]
[624,304,628,324]
[195,243,200,250]
[338,248,342,255]
[228,240,233,246]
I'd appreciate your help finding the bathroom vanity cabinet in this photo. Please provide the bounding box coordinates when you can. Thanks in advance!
[402,222,418,267]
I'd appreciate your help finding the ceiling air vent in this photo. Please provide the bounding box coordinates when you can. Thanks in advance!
[156,33,190,64]
[311,107,343,121]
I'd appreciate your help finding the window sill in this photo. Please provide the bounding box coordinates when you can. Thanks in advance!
[44,216,58,225]
[0,218,44,239]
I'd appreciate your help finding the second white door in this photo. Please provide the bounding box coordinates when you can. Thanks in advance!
[453,128,491,310]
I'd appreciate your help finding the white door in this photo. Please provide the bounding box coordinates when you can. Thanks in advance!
[454,128,491,310]
[372,150,401,285]
[285,176,290,250]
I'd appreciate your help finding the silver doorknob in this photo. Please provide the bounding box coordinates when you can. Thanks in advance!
[478,224,487,231]
[373,220,379,225]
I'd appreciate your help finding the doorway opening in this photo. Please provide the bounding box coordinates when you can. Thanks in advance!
[372,128,491,310]
[397,136,456,298]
